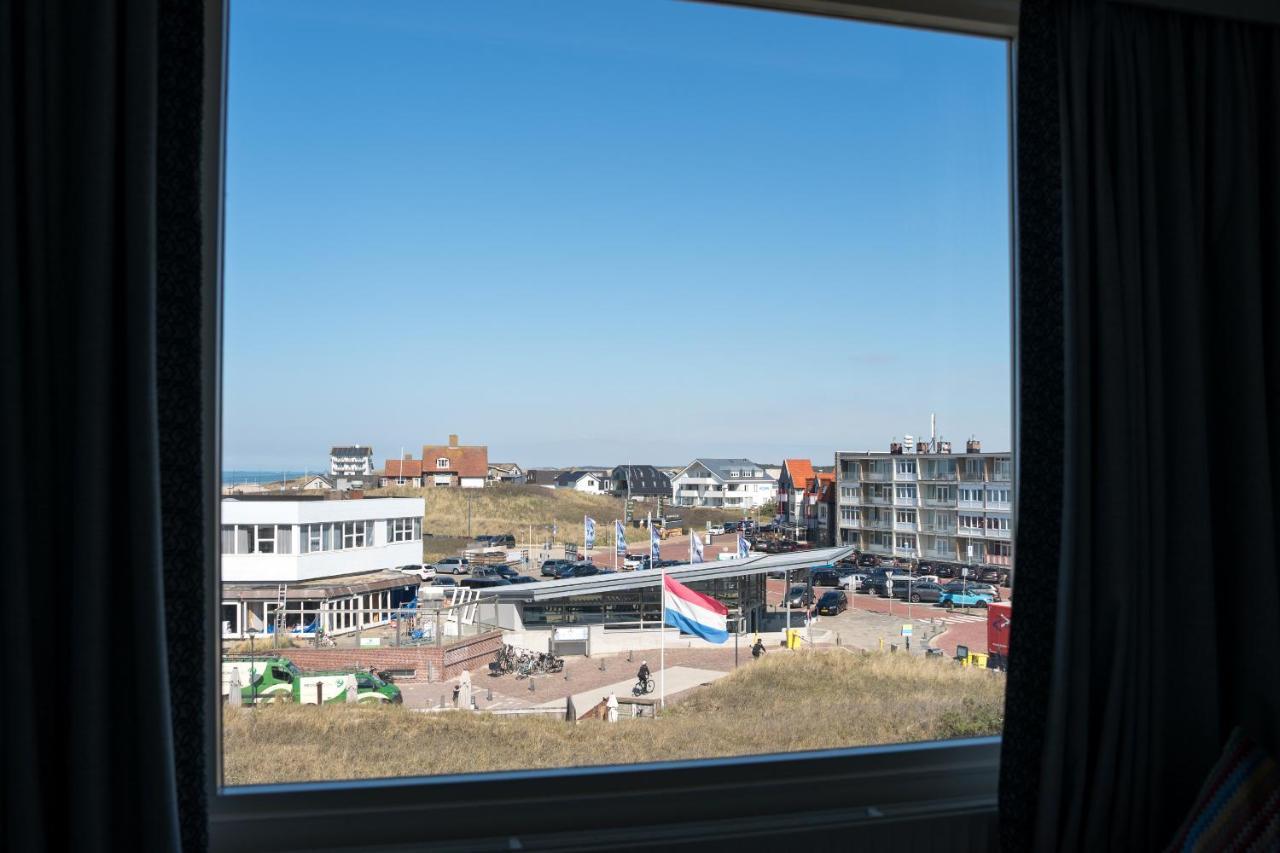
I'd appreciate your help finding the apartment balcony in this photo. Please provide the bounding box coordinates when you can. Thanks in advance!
[985,528,1012,540]
[894,545,918,557]
[986,501,1012,511]
[959,471,986,482]
[864,542,893,555]
[987,553,1012,566]
[894,496,919,507]
[676,489,704,498]
[893,522,919,532]
[864,495,892,506]
[958,499,985,510]
[893,471,917,482]
[922,496,957,508]
[863,518,892,531]
[924,546,956,560]
[923,523,957,535]
[919,471,958,482]
[862,471,891,482]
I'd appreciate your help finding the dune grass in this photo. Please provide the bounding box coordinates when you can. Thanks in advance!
[223,649,1004,785]
[367,483,752,557]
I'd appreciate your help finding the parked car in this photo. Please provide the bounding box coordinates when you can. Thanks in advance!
[707,523,728,536]
[940,589,994,609]
[978,567,1006,585]
[428,575,459,588]
[864,571,915,597]
[396,563,435,581]
[935,564,957,578]
[816,590,848,616]
[623,554,649,570]
[435,557,470,575]
[469,566,506,580]
[896,580,946,603]
[839,572,869,592]
[540,559,573,578]
[506,576,536,584]
[492,565,521,580]
[811,569,841,587]
[856,553,880,568]
[780,583,813,609]
[461,576,510,589]
[942,579,1001,601]
[653,559,682,569]
[565,562,603,578]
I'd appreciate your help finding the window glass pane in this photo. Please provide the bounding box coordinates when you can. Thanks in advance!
[222,0,1010,785]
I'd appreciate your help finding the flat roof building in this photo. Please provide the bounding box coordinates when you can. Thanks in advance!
[835,438,1012,578]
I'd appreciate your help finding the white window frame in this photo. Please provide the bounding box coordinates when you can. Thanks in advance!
[436,457,450,468]
[205,0,1016,846]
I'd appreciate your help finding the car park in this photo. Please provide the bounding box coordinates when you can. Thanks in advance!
[816,590,848,615]
[435,557,470,575]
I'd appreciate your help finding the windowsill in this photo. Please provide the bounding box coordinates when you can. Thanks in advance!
[210,736,999,850]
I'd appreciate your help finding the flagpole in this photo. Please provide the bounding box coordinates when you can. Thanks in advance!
[660,568,666,710]
[614,519,618,572]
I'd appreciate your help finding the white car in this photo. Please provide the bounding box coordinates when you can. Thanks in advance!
[707,524,727,536]
[396,563,436,581]
[839,573,869,591]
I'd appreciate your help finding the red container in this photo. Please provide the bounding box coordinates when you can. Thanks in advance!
[987,601,1012,658]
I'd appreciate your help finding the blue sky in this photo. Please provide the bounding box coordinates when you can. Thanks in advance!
[224,0,1010,470]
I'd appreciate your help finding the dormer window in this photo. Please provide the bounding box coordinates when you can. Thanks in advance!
[436,457,449,468]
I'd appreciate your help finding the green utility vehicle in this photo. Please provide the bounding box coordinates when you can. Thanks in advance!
[220,656,402,705]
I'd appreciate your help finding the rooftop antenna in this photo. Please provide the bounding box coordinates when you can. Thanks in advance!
[931,413,937,453]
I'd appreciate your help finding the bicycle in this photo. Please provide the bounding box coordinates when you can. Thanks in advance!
[632,678,655,696]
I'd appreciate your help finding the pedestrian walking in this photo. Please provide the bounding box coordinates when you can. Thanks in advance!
[751,638,766,659]
[606,692,619,723]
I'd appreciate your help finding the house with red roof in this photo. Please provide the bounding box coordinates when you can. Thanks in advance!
[420,435,489,489]
[380,457,423,488]
[777,459,815,534]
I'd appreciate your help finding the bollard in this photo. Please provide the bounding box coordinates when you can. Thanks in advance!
[879,637,884,652]
[598,658,606,672]
[317,683,323,705]
[905,637,911,652]
[529,677,536,692]
[627,650,633,662]
[487,687,493,701]
[890,644,898,653]
[438,694,445,709]
[836,633,841,647]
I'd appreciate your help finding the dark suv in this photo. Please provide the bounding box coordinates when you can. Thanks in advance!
[540,559,572,578]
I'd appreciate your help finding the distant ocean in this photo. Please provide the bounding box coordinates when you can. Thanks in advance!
[222,469,315,485]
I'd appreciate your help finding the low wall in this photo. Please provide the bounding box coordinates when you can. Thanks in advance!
[277,630,503,682]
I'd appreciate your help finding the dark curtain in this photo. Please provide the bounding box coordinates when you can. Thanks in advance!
[1,1,205,849]
[1006,1,1280,850]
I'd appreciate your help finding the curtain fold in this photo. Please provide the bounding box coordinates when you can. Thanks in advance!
[1,1,188,849]
[1009,1,1280,849]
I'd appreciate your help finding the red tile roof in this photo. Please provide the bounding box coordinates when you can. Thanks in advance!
[783,459,815,489]
[383,459,423,477]
[421,443,489,479]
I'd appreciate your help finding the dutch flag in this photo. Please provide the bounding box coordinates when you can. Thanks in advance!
[584,516,596,549]
[663,575,728,644]
[615,520,626,554]
[691,530,704,564]
[738,534,750,559]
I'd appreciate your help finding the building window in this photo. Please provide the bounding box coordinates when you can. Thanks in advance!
[896,460,916,474]
[436,457,449,468]
[389,517,419,543]
[896,509,916,524]
[896,484,917,500]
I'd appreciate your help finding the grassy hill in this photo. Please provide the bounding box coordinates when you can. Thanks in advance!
[223,650,1004,785]
[367,483,759,559]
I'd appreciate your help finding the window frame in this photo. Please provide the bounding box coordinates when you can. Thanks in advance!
[203,0,1019,848]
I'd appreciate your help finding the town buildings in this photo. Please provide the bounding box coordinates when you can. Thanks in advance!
[669,458,777,509]
[487,463,526,485]
[834,438,1013,574]
[220,494,425,639]
[329,445,374,478]
[553,470,608,493]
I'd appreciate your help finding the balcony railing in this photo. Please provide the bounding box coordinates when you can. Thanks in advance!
[985,528,1011,539]
[958,499,985,510]
[894,496,919,507]
[894,545,918,556]
[924,547,956,559]
[864,494,892,505]
[862,471,892,482]
[987,553,1012,566]
[893,522,918,532]
[919,471,958,481]
[863,519,892,530]
[893,471,917,481]
[922,496,957,507]
[923,523,957,534]
[865,543,893,555]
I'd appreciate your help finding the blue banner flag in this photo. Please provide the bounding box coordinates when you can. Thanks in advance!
[650,522,661,561]
[615,520,626,554]
[584,516,596,549]
[691,531,704,564]
[738,534,750,559]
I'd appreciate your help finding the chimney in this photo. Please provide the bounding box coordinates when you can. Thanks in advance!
[449,434,459,448]
[404,452,412,460]
[966,438,982,453]
[916,442,929,454]
[889,441,903,455]
[940,441,952,454]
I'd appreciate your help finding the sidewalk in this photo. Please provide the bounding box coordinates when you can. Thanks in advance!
[535,666,729,711]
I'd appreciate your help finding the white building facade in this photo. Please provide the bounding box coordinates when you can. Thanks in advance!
[221,496,425,584]
[835,440,1012,574]
[329,445,374,478]
[670,459,777,509]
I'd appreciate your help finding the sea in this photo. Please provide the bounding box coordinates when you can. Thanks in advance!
[222,469,315,486]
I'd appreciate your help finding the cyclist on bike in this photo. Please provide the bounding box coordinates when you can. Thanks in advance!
[637,660,651,687]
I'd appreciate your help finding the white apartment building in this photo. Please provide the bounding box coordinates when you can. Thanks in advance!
[670,458,777,509]
[220,495,425,639]
[329,445,374,478]
[835,439,1013,573]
